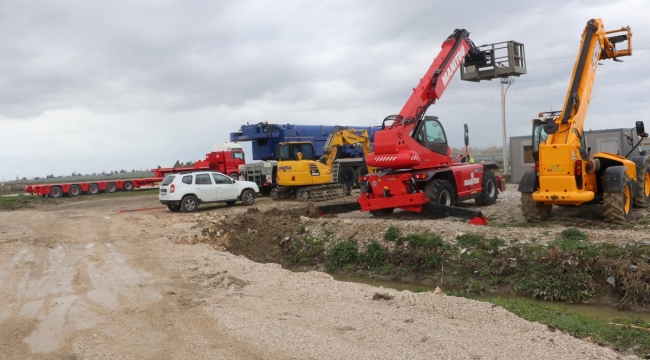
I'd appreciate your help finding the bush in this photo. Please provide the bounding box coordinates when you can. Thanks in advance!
[361,241,388,269]
[327,239,359,272]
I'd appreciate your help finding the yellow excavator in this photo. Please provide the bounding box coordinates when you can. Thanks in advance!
[518,19,649,223]
[271,126,375,201]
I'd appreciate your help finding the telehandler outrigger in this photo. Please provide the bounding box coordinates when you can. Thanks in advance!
[518,19,647,223]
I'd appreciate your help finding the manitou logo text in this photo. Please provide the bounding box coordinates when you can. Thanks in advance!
[463,172,480,187]
[441,45,467,87]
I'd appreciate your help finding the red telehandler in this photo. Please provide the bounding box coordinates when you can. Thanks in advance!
[317,29,526,224]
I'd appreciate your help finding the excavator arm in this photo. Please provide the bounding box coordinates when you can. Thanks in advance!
[319,126,374,172]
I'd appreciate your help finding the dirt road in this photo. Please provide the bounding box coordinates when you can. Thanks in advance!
[0,194,637,359]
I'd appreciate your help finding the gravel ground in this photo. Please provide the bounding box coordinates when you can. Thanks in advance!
[0,189,644,359]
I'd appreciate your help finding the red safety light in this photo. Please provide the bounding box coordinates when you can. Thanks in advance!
[170,184,175,193]
[413,173,426,179]
[291,176,295,181]
[575,160,582,176]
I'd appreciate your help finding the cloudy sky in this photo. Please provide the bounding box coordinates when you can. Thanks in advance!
[1,0,649,181]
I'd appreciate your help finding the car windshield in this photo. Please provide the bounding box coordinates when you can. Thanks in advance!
[161,175,175,186]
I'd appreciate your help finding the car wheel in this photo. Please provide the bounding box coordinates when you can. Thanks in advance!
[167,204,181,212]
[181,195,199,212]
[225,201,237,206]
[241,189,255,206]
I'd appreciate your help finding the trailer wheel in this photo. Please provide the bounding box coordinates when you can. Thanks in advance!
[339,166,356,188]
[241,189,255,206]
[167,204,181,212]
[123,181,134,191]
[69,185,82,197]
[181,195,199,212]
[88,183,100,195]
[49,187,63,198]
[229,173,239,181]
[370,208,394,217]
[603,173,632,224]
[105,182,118,193]
[425,179,456,206]
[633,164,650,208]
[475,170,498,205]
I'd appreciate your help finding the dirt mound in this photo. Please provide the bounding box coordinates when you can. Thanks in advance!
[203,206,311,264]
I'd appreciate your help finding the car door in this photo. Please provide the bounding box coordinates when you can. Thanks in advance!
[194,173,218,202]
[212,173,239,201]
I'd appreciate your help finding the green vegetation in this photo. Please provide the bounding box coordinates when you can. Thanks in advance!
[383,226,401,241]
[0,189,159,211]
[282,226,650,309]
[488,297,650,357]
[372,292,394,300]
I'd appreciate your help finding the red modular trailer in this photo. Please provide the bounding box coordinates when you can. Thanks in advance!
[26,178,162,198]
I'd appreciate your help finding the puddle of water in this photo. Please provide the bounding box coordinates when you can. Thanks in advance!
[332,273,650,322]
[23,295,78,353]
[19,299,45,317]
[87,287,118,308]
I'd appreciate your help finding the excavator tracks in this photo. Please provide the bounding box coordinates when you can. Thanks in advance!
[296,184,348,202]
[270,184,348,202]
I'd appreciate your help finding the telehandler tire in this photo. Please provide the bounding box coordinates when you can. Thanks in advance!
[603,173,632,224]
[521,192,552,222]
[425,179,455,206]
[475,170,498,205]
[633,164,650,208]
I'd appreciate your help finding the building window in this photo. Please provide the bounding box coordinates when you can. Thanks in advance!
[523,145,534,164]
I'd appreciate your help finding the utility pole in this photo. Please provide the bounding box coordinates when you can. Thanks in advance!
[500,77,514,176]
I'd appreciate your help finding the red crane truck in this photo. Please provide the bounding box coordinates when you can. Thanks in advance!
[25,143,246,198]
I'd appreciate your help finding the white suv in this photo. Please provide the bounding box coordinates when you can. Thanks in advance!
[159,171,259,212]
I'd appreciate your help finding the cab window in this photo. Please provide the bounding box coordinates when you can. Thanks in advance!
[425,121,446,143]
[232,151,244,160]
